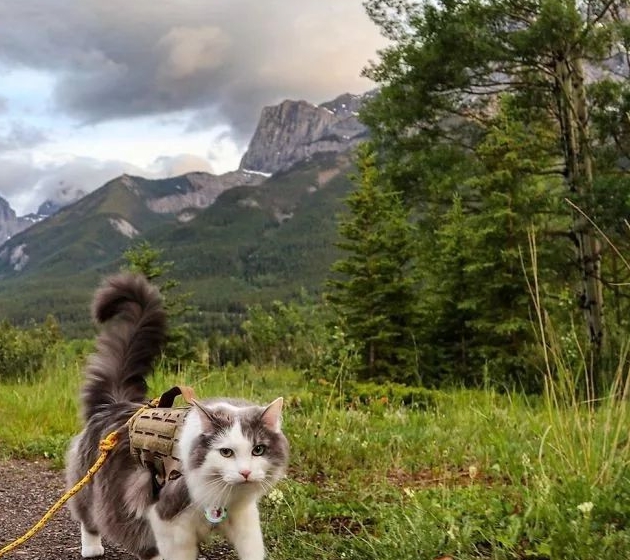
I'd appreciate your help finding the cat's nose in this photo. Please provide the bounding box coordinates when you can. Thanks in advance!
[239,469,252,480]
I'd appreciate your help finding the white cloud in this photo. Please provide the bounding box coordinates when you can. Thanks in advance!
[149,154,215,177]
[0,156,143,215]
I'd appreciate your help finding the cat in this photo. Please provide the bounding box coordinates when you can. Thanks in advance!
[65,273,289,560]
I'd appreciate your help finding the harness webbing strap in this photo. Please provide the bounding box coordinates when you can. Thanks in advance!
[157,385,196,408]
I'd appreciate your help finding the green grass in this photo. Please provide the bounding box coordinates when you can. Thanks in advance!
[1,353,630,559]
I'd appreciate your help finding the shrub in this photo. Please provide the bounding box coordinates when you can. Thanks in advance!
[242,298,329,369]
[0,315,62,381]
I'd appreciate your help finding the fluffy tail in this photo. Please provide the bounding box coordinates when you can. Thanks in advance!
[82,273,167,420]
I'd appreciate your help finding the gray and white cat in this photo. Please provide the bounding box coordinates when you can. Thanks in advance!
[65,273,289,560]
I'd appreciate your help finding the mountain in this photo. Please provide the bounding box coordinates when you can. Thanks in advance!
[0,153,354,336]
[0,196,44,244]
[37,184,87,217]
[0,169,269,279]
[0,183,89,244]
[0,91,367,335]
[239,92,370,174]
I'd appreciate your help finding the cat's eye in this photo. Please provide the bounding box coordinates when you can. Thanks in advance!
[252,444,267,456]
[219,448,234,458]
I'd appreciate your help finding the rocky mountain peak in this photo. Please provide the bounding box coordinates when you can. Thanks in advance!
[0,197,17,237]
[0,196,40,243]
[238,92,370,175]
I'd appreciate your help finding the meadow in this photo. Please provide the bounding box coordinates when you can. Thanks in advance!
[1,345,630,560]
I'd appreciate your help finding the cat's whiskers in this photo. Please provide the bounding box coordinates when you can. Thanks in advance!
[199,479,228,499]
[259,479,274,496]
[197,473,237,508]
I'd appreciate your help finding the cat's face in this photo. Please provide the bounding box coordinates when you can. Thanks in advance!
[186,398,289,497]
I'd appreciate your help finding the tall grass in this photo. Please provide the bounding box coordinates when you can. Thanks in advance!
[525,230,630,489]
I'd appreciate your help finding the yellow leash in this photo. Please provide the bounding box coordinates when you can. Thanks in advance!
[0,398,160,558]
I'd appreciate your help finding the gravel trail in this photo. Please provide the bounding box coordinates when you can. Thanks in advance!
[0,460,236,560]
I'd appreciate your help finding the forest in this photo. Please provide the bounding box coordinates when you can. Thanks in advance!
[330,0,630,392]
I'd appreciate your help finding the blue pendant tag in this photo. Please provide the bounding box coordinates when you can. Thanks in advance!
[204,506,228,524]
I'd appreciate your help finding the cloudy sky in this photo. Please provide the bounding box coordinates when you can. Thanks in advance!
[0,0,385,215]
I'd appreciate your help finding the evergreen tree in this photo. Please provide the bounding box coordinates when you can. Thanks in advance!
[328,144,419,383]
[123,241,195,365]
[423,98,569,387]
[363,0,630,381]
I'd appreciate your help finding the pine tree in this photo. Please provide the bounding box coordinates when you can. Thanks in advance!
[327,144,419,383]
[363,0,630,382]
[123,241,195,365]
[424,98,569,387]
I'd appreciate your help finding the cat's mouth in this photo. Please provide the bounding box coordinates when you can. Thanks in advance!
[230,476,261,486]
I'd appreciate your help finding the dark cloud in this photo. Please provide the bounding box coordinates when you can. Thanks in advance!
[0,0,384,140]
[0,122,48,152]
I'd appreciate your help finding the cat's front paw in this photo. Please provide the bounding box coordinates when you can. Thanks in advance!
[81,543,105,558]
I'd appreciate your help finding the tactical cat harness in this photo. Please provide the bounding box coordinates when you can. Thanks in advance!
[128,385,196,491]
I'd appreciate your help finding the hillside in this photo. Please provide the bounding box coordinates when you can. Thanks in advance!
[0,151,354,336]
[0,170,267,279]
[0,91,368,335]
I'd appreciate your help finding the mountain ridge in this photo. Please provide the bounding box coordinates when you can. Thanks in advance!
[0,91,367,334]
[0,91,369,247]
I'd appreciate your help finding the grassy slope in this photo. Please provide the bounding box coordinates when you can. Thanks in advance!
[2,354,629,559]
[0,177,177,278]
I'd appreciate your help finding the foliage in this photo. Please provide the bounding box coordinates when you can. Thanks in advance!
[360,0,630,386]
[2,351,630,558]
[123,240,196,365]
[328,144,420,383]
[419,99,570,388]
[242,294,329,370]
[0,315,62,381]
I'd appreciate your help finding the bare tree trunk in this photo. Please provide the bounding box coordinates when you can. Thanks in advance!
[555,53,605,383]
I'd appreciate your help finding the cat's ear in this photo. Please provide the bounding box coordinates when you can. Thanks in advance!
[191,400,230,433]
[261,397,284,432]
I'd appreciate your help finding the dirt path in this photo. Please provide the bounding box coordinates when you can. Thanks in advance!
[0,460,236,560]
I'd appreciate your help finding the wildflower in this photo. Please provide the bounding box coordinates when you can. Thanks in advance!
[268,489,284,504]
[533,474,551,499]
[577,501,593,515]
[521,453,531,468]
